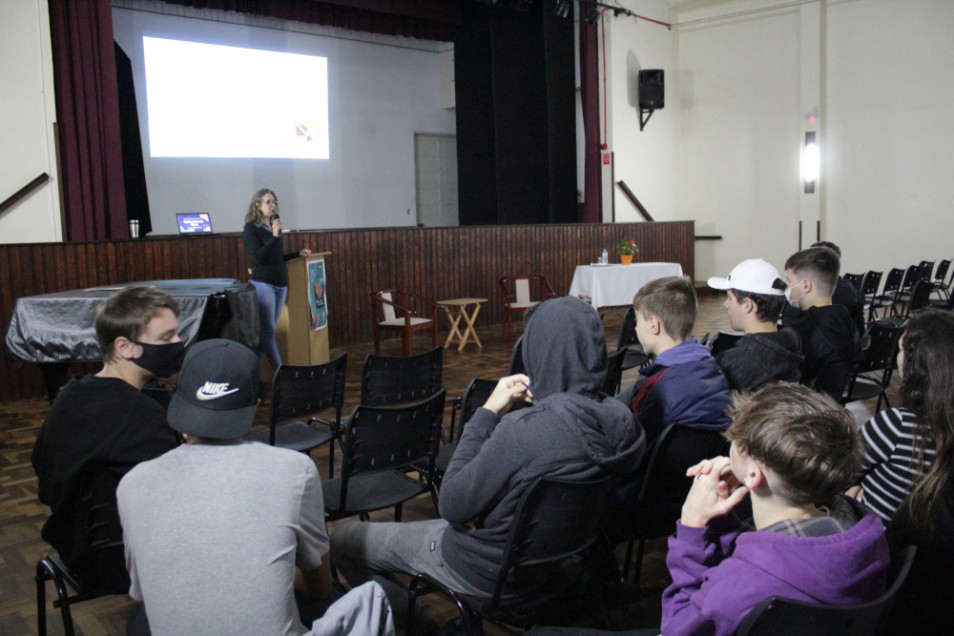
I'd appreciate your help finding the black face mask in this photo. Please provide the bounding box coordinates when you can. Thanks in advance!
[132,341,186,378]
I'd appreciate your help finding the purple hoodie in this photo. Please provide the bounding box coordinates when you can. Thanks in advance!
[662,496,889,636]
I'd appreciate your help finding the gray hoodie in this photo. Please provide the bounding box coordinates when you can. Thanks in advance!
[439,296,645,595]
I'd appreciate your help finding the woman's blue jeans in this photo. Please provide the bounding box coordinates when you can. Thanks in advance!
[250,279,288,371]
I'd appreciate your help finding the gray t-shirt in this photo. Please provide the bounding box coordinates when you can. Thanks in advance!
[117,442,329,636]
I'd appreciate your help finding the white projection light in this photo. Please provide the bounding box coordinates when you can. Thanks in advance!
[143,36,329,159]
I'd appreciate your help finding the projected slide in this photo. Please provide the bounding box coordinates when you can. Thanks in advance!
[143,37,329,159]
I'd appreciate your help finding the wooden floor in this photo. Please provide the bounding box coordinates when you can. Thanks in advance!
[0,296,892,635]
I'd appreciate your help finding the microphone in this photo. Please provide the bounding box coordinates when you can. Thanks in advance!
[271,215,281,236]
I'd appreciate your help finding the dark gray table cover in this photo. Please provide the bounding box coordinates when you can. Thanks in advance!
[5,279,240,364]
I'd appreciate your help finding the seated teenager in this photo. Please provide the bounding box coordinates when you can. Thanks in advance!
[663,383,889,636]
[854,309,954,524]
[781,246,863,400]
[812,241,866,333]
[604,276,732,544]
[616,275,732,443]
[330,297,644,631]
[707,258,803,392]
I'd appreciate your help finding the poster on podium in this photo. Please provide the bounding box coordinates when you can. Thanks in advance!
[308,258,328,331]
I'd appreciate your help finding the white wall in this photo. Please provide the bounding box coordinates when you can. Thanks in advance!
[0,0,61,244]
[824,0,954,276]
[112,8,456,235]
[606,0,954,282]
[604,0,678,225]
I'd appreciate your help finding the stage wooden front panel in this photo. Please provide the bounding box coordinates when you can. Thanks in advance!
[0,221,693,402]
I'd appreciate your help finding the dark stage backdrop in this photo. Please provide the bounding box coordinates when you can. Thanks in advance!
[0,222,693,402]
[455,0,577,225]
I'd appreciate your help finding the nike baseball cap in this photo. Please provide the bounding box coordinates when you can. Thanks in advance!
[167,339,260,439]
[707,258,786,296]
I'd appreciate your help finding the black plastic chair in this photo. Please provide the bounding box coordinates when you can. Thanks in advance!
[322,390,445,522]
[619,422,728,586]
[360,347,443,407]
[434,377,498,488]
[841,320,904,412]
[735,545,917,636]
[508,335,526,376]
[929,258,952,301]
[891,264,929,316]
[246,353,347,477]
[868,267,904,320]
[602,348,626,396]
[886,279,933,324]
[860,270,883,323]
[617,307,649,371]
[407,474,615,636]
[843,272,864,290]
[36,465,129,636]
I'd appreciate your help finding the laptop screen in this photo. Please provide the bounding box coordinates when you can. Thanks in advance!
[176,213,213,234]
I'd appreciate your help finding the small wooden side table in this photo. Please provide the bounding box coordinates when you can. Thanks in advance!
[437,298,488,351]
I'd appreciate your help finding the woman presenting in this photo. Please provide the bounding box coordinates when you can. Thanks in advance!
[242,188,311,370]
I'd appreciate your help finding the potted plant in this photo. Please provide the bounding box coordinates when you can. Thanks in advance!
[616,239,638,264]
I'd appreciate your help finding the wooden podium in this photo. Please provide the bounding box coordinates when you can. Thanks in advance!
[275,252,331,369]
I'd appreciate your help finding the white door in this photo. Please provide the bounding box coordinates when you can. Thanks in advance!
[415,133,458,227]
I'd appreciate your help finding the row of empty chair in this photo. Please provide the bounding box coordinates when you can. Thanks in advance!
[844,258,952,323]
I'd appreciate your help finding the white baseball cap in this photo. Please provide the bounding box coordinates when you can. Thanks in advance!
[707,259,785,296]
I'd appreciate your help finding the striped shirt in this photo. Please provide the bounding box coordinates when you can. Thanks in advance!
[859,407,935,523]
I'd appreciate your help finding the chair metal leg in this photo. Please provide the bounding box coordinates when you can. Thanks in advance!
[36,561,47,636]
[632,538,647,588]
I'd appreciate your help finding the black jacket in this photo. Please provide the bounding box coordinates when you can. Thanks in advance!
[783,303,863,400]
[716,327,803,393]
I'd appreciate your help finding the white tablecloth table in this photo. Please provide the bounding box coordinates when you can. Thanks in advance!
[568,262,684,309]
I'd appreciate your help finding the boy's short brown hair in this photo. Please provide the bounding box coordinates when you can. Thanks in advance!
[784,246,840,297]
[724,382,861,505]
[95,287,180,362]
[633,275,697,341]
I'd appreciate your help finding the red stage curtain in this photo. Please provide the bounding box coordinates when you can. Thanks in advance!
[579,15,601,223]
[48,0,129,241]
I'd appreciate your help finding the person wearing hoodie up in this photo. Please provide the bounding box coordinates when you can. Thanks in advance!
[330,296,645,630]
[706,258,804,393]
[662,383,889,636]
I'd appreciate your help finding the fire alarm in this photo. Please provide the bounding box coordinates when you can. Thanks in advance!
[602,153,611,165]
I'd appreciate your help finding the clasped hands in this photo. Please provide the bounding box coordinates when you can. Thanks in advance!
[681,456,749,528]
[482,374,533,416]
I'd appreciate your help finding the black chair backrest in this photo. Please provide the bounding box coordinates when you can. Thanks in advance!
[898,265,921,293]
[843,272,864,291]
[710,331,743,357]
[881,268,905,294]
[631,423,729,539]
[860,270,883,298]
[337,390,446,505]
[508,336,526,376]
[900,280,933,319]
[361,347,443,406]
[735,545,917,636]
[448,377,497,444]
[918,261,935,282]
[855,321,905,374]
[934,259,951,283]
[270,353,347,427]
[602,348,625,396]
[491,474,614,609]
[460,378,497,425]
[617,307,640,350]
[44,462,130,594]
